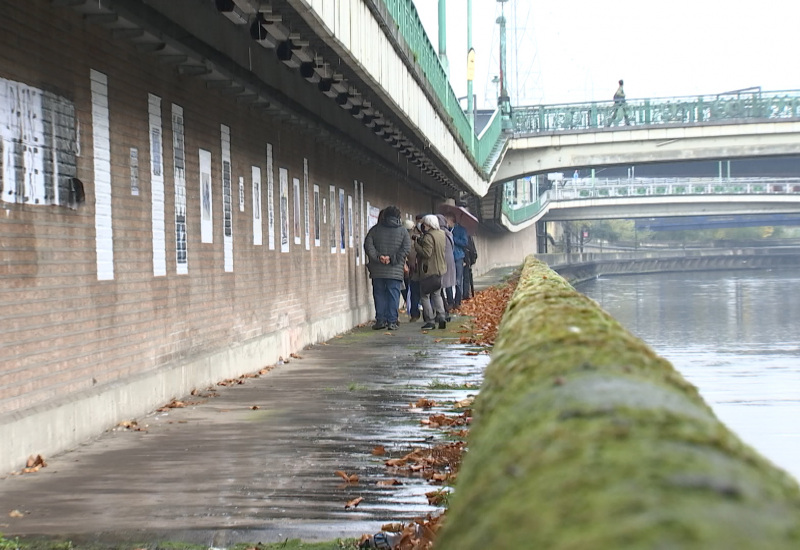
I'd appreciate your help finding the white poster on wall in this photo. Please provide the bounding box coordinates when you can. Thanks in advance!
[279,167,289,253]
[348,194,354,249]
[303,158,310,251]
[339,188,346,254]
[293,177,301,245]
[149,93,166,277]
[90,69,114,280]
[172,103,188,275]
[313,184,321,247]
[221,124,233,272]
[329,185,337,254]
[266,144,275,250]
[199,148,213,244]
[252,165,262,246]
[368,203,380,229]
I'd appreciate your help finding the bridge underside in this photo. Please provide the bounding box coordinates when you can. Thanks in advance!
[495,121,800,185]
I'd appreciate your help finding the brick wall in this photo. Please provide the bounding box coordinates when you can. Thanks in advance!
[0,0,430,447]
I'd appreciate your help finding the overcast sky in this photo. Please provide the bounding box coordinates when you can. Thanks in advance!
[413,0,800,109]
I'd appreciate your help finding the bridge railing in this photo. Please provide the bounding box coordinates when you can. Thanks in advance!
[512,89,800,134]
[502,177,800,225]
[380,0,503,174]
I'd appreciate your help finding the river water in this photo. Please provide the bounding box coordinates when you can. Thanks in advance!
[579,268,800,482]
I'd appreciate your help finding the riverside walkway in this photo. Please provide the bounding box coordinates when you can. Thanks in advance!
[0,271,508,547]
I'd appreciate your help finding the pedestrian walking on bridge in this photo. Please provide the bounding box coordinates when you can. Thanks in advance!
[608,79,631,126]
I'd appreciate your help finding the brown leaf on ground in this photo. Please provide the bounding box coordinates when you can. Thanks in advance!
[371,445,386,456]
[9,509,24,518]
[344,496,364,509]
[376,479,403,486]
[453,397,474,408]
[290,353,302,359]
[457,275,518,346]
[118,420,147,432]
[335,470,359,483]
[426,489,448,506]
[26,454,46,469]
[412,398,436,409]
[250,405,260,410]
[433,338,442,343]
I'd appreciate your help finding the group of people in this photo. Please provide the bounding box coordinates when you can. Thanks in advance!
[363,205,477,331]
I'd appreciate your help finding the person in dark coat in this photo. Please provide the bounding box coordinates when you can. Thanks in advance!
[364,205,411,330]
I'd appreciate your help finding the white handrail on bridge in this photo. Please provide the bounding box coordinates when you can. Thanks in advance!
[506,177,800,209]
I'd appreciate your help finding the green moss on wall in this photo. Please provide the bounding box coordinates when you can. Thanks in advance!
[436,256,800,550]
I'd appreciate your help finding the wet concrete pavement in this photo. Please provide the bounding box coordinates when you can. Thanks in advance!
[0,268,512,546]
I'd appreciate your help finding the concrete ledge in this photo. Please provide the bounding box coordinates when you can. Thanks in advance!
[0,305,372,475]
[437,256,800,549]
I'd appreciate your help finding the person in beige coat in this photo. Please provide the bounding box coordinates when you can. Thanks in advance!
[414,214,447,330]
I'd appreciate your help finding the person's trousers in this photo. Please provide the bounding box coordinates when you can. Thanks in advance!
[421,290,446,322]
[409,280,421,319]
[462,265,474,300]
[453,261,465,307]
[371,278,403,324]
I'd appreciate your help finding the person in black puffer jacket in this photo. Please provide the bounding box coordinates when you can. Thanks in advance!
[364,205,411,330]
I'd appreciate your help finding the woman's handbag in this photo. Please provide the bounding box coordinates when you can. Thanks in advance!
[420,273,442,295]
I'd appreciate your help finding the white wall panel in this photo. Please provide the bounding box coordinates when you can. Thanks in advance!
[90,69,114,281]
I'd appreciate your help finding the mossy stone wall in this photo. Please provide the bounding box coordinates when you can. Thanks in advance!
[437,256,800,550]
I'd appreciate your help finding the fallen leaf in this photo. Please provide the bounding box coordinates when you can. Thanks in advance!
[250,405,260,410]
[376,479,403,486]
[334,470,359,483]
[345,496,364,509]
[371,445,386,456]
[290,353,302,359]
[25,454,46,469]
[9,509,24,518]
[433,338,442,343]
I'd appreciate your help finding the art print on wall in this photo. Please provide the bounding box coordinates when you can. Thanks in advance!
[279,167,289,253]
[313,184,320,247]
[199,148,213,243]
[266,144,275,250]
[149,94,166,277]
[172,104,188,274]
[339,188,346,254]
[221,124,233,272]
[293,177,301,245]
[303,158,310,251]
[252,166,262,246]
[329,185,337,254]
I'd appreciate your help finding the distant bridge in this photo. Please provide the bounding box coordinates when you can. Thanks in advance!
[485,90,800,229]
[500,177,800,231]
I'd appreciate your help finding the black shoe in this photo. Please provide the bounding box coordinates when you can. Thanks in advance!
[387,322,399,331]
[421,322,435,330]
[409,316,420,323]
[438,319,447,330]
[372,321,387,330]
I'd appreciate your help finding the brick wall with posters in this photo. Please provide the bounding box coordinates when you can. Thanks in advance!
[0,0,430,472]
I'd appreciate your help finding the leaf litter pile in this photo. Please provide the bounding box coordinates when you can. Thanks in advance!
[456,272,519,346]
[355,277,518,549]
